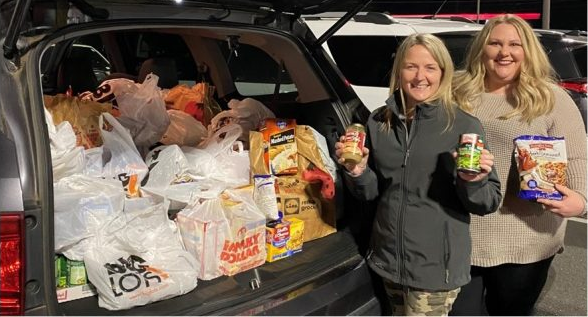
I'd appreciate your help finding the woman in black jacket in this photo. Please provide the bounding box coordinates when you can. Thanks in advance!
[335,33,502,316]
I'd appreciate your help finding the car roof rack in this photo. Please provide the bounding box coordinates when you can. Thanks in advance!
[352,12,398,25]
[421,15,477,24]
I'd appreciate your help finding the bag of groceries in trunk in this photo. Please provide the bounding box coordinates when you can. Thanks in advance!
[250,120,336,242]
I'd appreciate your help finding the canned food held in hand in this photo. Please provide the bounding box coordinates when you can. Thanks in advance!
[457,133,484,174]
[341,123,366,165]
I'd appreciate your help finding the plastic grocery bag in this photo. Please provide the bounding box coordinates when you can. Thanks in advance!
[141,145,227,205]
[115,73,170,147]
[46,108,85,181]
[160,110,207,147]
[208,98,275,148]
[54,175,125,260]
[215,141,251,187]
[218,187,266,276]
[100,112,148,197]
[84,199,198,310]
[176,187,266,279]
[176,197,230,280]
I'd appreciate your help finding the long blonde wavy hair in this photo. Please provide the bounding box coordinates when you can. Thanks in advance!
[380,33,456,132]
[453,14,557,123]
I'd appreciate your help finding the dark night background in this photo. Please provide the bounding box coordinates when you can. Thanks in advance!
[361,0,587,30]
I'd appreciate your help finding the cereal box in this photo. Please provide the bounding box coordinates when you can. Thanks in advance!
[514,135,567,201]
[266,217,304,262]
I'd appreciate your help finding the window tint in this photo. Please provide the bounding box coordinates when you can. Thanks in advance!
[573,46,587,78]
[326,34,475,88]
[326,36,398,87]
[218,40,297,96]
[116,32,197,83]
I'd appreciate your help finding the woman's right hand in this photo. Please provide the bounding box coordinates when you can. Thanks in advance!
[335,135,370,177]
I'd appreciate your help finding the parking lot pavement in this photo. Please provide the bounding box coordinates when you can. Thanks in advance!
[535,218,587,316]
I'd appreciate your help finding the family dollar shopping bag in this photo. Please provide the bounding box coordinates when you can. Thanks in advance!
[176,187,266,280]
[176,197,231,280]
[219,187,266,276]
[84,199,198,310]
[250,125,336,242]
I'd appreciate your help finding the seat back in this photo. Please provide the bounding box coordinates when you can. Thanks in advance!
[137,57,179,89]
[57,54,99,95]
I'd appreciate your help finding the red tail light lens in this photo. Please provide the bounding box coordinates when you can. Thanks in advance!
[560,81,587,94]
[0,213,25,316]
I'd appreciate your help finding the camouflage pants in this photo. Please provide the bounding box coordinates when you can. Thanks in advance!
[383,279,460,316]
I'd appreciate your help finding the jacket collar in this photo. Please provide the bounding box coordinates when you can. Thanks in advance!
[383,90,442,121]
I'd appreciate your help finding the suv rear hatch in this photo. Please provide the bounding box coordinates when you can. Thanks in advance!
[0,0,379,315]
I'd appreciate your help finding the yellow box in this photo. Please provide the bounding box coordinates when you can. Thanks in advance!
[265,217,304,262]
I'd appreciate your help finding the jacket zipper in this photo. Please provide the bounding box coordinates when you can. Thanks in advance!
[397,110,418,286]
[443,223,450,283]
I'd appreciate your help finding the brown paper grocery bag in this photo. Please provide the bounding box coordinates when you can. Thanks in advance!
[249,125,336,242]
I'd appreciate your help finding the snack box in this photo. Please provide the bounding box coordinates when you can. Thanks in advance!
[266,217,304,262]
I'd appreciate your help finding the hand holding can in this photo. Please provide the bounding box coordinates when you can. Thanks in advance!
[335,124,369,177]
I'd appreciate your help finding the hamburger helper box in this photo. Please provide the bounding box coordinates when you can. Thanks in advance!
[266,217,304,262]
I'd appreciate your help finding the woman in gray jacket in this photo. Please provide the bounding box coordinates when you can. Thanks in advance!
[335,33,502,316]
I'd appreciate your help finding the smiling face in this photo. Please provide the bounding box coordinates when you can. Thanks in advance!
[483,23,525,93]
[400,44,442,109]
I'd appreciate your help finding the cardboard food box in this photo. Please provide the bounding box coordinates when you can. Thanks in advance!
[265,217,304,262]
[56,283,98,303]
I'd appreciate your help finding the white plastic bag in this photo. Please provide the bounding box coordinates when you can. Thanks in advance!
[176,197,230,280]
[84,199,199,310]
[208,98,275,147]
[143,145,193,189]
[46,109,85,181]
[197,123,242,157]
[115,73,170,147]
[176,188,266,280]
[53,175,125,259]
[215,141,250,187]
[100,112,148,197]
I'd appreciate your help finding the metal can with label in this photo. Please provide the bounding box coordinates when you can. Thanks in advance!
[67,259,88,286]
[341,123,366,165]
[55,254,68,288]
[457,133,484,174]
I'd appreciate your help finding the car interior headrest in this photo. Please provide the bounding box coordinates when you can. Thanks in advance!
[137,57,179,89]
[57,55,99,95]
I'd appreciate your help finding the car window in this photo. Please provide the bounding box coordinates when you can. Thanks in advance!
[116,31,198,84]
[218,41,297,96]
[326,36,399,87]
[572,46,587,78]
[326,34,475,88]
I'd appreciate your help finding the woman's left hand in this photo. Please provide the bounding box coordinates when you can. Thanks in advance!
[537,184,587,218]
[455,149,494,182]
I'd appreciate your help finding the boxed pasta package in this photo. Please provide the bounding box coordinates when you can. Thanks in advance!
[514,135,567,201]
[265,217,304,263]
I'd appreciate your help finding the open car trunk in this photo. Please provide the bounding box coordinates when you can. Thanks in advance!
[2,1,378,314]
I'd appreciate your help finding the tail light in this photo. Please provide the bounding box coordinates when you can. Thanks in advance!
[560,81,587,94]
[0,212,25,316]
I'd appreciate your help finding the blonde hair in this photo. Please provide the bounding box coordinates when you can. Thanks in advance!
[453,14,557,123]
[381,33,456,131]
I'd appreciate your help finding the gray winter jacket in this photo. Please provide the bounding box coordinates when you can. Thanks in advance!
[344,93,502,291]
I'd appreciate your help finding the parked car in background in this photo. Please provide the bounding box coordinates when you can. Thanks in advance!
[304,12,587,131]
[0,0,381,315]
